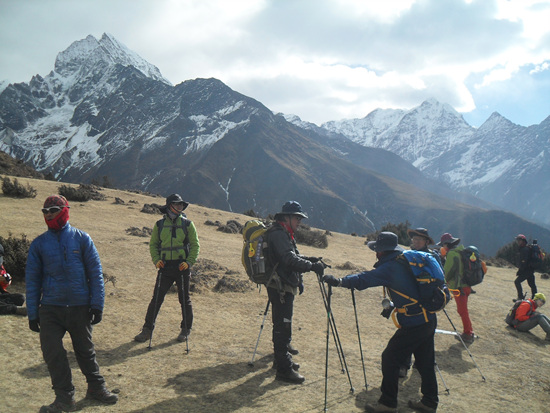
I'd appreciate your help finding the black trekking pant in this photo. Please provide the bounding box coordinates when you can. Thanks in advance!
[144,264,193,331]
[267,286,295,372]
[379,318,438,410]
[39,305,105,402]
[515,271,537,299]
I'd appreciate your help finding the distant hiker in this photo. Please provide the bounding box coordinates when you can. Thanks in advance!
[512,293,550,341]
[397,228,441,378]
[514,234,538,301]
[0,242,26,316]
[264,201,325,384]
[438,232,475,344]
[324,232,439,413]
[26,195,118,412]
[134,193,200,343]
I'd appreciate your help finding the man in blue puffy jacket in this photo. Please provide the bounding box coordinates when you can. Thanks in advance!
[324,232,438,413]
[26,195,118,413]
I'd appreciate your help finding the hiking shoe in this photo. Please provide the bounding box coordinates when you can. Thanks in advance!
[177,328,190,342]
[134,327,152,342]
[15,306,27,316]
[456,333,475,344]
[272,360,300,371]
[408,399,437,412]
[365,402,397,412]
[275,368,305,384]
[86,386,118,404]
[398,366,409,378]
[39,399,76,413]
[288,343,299,355]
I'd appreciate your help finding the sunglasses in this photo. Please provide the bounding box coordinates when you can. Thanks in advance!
[41,206,64,214]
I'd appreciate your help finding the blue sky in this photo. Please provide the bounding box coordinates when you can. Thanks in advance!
[1,0,549,127]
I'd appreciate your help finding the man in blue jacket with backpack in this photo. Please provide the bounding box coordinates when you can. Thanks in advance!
[26,195,117,412]
[324,232,438,413]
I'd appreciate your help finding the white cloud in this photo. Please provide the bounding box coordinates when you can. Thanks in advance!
[1,0,550,126]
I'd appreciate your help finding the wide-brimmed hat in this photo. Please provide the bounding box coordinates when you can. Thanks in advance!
[367,232,404,252]
[274,201,308,219]
[165,193,189,210]
[407,228,434,245]
[437,233,460,247]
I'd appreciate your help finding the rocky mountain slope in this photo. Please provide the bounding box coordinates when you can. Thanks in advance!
[312,100,550,228]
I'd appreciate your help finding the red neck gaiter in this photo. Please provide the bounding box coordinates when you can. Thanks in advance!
[45,207,70,231]
[280,221,295,240]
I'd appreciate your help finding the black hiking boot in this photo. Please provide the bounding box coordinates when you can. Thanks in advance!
[134,327,152,342]
[177,328,190,342]
[272,359,300,370]
[86,385,118,404]
[408,399,437,412]
[287,343,299,355]
[39,399,76,413]
[275,368,305,384]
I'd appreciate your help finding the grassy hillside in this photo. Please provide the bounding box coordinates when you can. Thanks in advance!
[1,176,550,412]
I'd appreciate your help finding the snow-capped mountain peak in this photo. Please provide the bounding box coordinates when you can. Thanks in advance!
[54,33,170,85]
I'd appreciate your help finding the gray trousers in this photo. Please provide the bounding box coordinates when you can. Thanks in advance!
[39,305,105,402]
[516,313,550,337]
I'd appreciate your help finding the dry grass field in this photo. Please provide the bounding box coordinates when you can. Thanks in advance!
[2,176,550,413]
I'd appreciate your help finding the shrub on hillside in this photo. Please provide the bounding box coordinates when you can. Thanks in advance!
[365,221,411,246]
[295,224,328,248]
[1,177,37,198]
[58,184,105,202]
[141,203,163,214]
[0,233,31,285]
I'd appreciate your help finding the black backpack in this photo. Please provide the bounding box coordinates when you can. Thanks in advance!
[459,246,486,287]
[527,242,545,270]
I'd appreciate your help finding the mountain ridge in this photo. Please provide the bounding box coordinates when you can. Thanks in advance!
[1,34,549,255]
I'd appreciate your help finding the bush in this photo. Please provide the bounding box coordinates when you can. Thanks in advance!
[58,184,106,202]
[1,177,37,198]
[295,224,328,248]
[365,221,411,246]
[0,233,31,285]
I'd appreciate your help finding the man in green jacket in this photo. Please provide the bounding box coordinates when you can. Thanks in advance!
[135,194,200,343]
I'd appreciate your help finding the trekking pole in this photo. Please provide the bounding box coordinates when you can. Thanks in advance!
[434,361,450,394]
[318,273,355,393]
[181,270,190,354]
[248,299,270,367]
[316,274,345,372]
[324,284,332,412]
[442,309,486,381]
[148,270,163,350]
[351,288,368,390]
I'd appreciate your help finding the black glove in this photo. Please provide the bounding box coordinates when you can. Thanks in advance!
[90,309,103,325]
[299,282,304,295]
[380,308,393,319]
[310,262,325,276]
[323,275,341,287]
[306,256,322,263]
[29,318,40,333]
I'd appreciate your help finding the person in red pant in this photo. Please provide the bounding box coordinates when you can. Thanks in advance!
[438,233,475,344]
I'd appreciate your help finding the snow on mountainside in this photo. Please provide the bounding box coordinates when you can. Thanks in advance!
[0,34,257,185]
[54,33,170,85]
[296,100,550,228]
